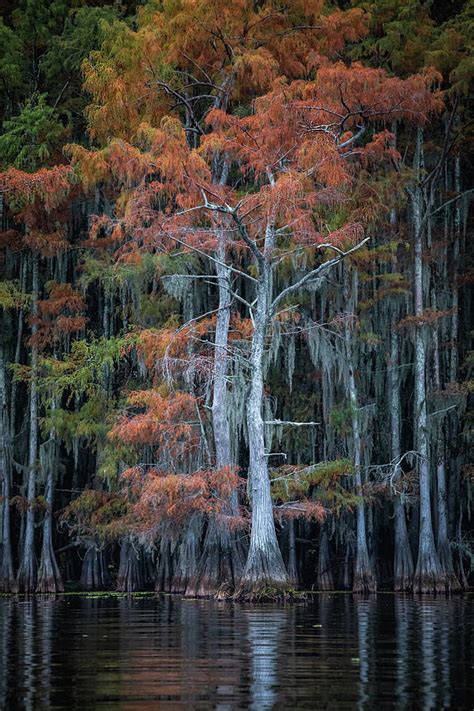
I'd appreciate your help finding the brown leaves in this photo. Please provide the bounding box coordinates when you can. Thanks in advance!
[28,282,86,350]
[123,465,242,532]
[397,307,456,331]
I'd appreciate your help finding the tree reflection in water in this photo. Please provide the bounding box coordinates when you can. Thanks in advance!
[0,594,472,709]
[395,595,413,708]
[246,607,286,710]
[356,597,375,711]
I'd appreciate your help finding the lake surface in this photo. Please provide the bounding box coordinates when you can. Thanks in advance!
[0,594,472,710]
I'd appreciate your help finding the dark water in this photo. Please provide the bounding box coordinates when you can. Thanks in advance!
[0,594,473,710]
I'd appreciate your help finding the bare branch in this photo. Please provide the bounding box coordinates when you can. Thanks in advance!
[271,237,369,312]
[264,420,320,427]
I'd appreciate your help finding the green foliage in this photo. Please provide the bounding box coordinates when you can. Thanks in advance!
[0,280,30,310]
[41,393,110,449]
[270,458,357,514]
[350,0,435,74]
[426,0,474,94]
[11,0,70,48]
[0,18,26,111]
[61,488,130,542]
[330,405,354,438]
[36,336,128,401]
[0,94,66,170]
[41,6,119,79]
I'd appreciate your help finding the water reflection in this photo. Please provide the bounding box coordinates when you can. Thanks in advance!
[395,596,412,708]
[246,608,286,710]
[356,597,376,711]
[0,594,472,709]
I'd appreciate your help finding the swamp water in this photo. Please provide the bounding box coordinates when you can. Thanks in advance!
[0,593,472,709]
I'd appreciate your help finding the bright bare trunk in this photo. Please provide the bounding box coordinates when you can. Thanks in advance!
[411,130,443,593]
[186,234,244,597]
[237,249,289,598]
[345,269,376,593]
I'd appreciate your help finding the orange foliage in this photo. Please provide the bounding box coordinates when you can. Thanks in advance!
[0,166,75,256]
[110,389,200,462]
[123,465,243,533]
[0,166,74,216]
[397,308,456,331]
[275,500,326,524]
[29,282,86,350]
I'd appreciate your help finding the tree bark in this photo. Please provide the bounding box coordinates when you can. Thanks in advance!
[116,537,145,592]
[410,129,444,593]
[390,321,414,591]
[171,515,201,593]
[155,536,174,592]
[286,519,298,586]
[36,464,64,593]
[0,342,15,591]
[345,269,377,593]
[186,232,245,597]
[317,525,334,591]
[431,292,460,591]
[236,227,289,599]
[16,253,39,593]
[37,398,64,592]
[80,542,110,591]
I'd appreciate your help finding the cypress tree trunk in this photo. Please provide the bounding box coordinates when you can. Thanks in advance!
[155,536,174,592]
[410,129,444,593]
[345,269,376,593]
[80,542,109,591]
[16,253,39,593]
[450,153,467,586]
[317,526,334,591]
[186,233,245,597]
[431,293,460,591]
[37,399,64,592]
[171,515,201,593]
[286,519,298,586]
[390,321,414,591]
[10,256,26,437]
[236,226,289,599]
[0,342,15,591]
[116,537,145,592]
[36,462,64,593]
[450,154,460,382]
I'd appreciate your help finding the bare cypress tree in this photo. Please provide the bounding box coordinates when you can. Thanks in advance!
[16,253,39,592]
[409,129,444,593]
[37,401,64,593]
[0,341,15,591]
[390,322,415,591]
[344,267,377,593]
[186,230,246,597]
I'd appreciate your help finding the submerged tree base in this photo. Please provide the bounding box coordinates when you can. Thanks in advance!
[232,580,304,602]
[185,527,245,598]
[413,571,462,594]
[394,574,414,592]
[413,546,463,594]
[14,560,37,594]
[352,569,377,594]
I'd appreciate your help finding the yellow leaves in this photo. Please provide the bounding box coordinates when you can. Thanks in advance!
[233,47,279,98]
[65,144,109,191]
[83,19,167,143]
